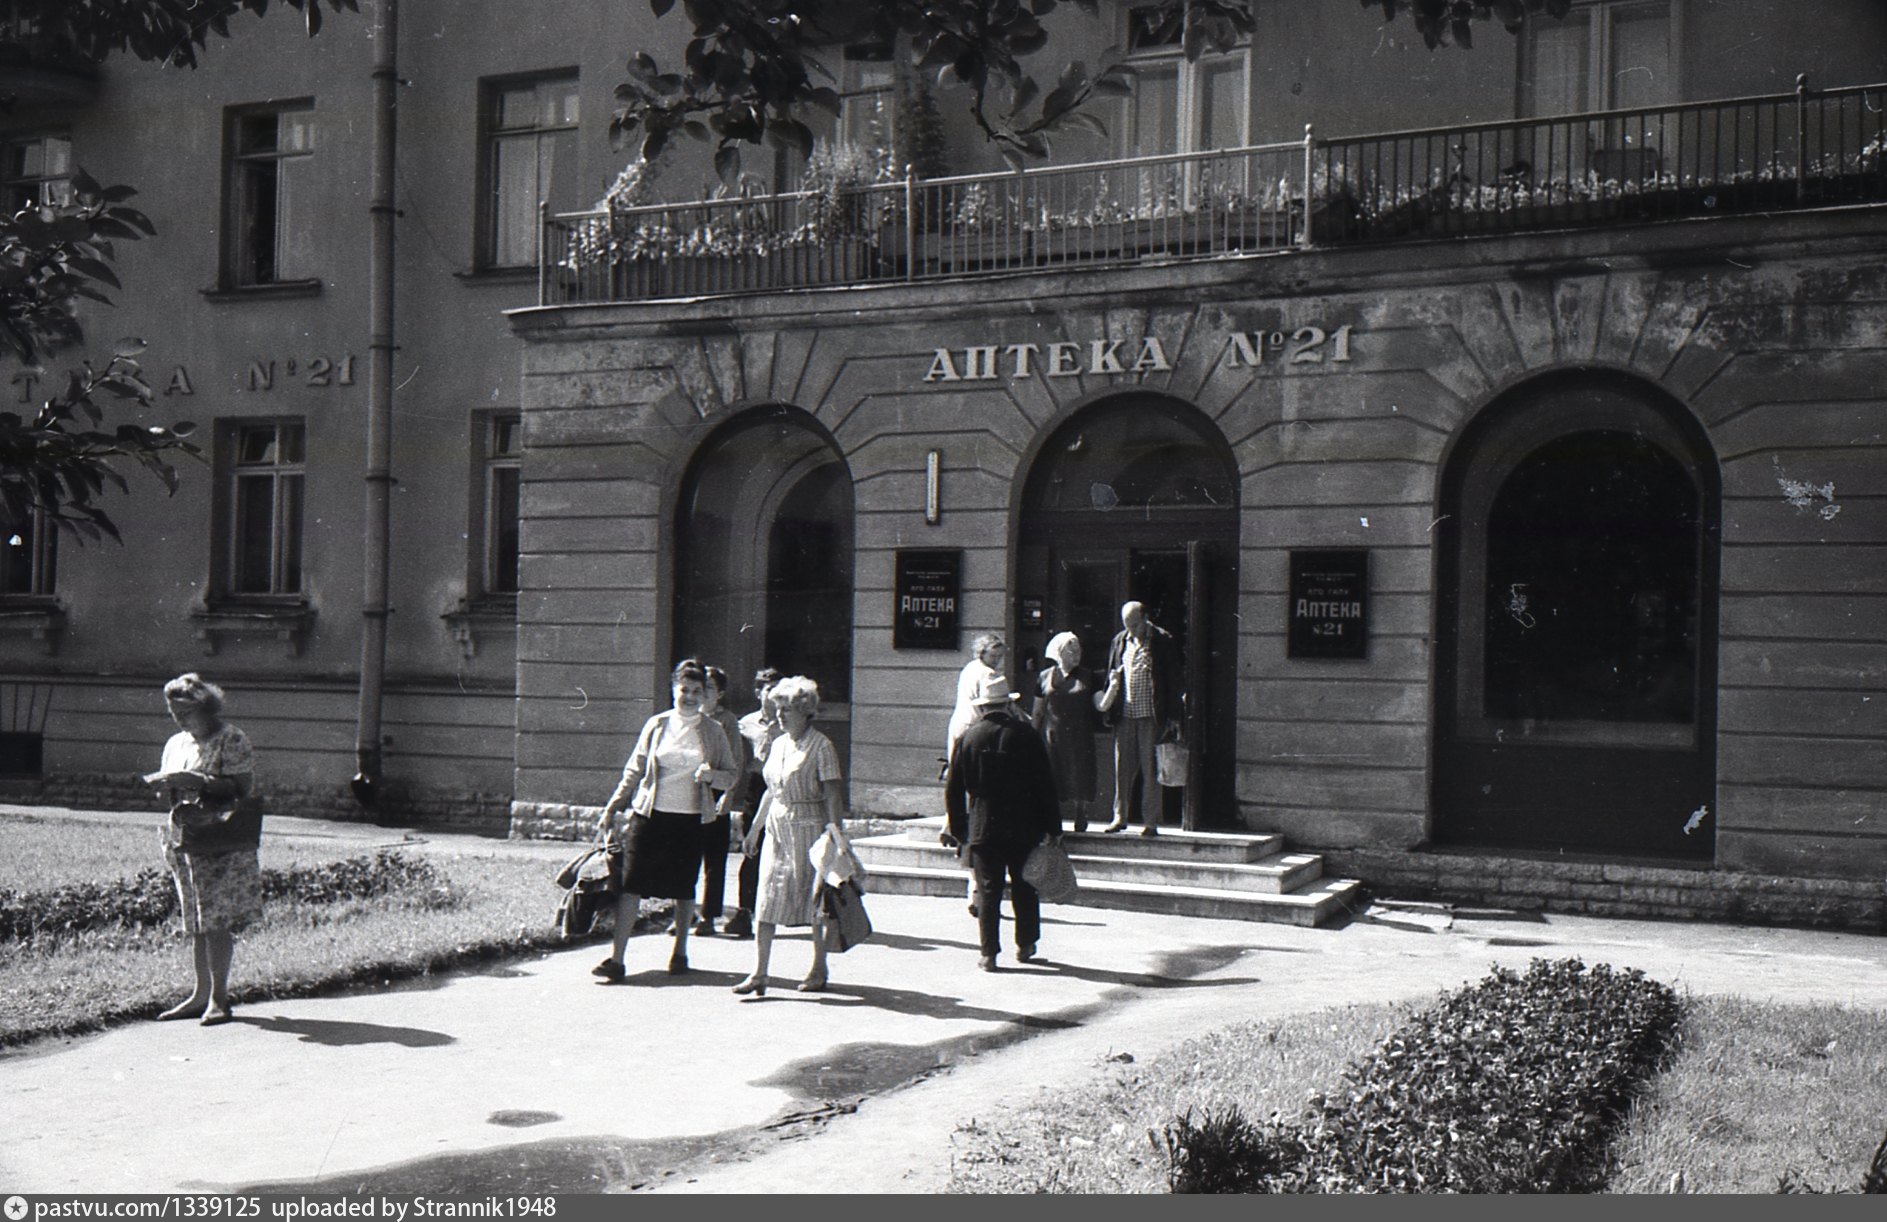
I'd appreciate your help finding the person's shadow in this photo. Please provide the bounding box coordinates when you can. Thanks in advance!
[240,1015,455,1047]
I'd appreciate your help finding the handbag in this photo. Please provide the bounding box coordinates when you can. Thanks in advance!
[818,879,873,953]
[1155,739,1189,788]
[1022,837,1079,902]
[172,799,263,854]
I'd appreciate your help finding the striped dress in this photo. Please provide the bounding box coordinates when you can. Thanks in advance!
[754,728,843,928]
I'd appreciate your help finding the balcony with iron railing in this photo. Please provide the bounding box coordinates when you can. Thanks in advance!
[540,76,1887,307]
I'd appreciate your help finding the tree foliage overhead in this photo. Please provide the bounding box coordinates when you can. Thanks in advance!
[0,175,199,540]
[0,0,356,70]
[1363,0,1572,50]
[613,0,1256,172]
[0,1,350,535]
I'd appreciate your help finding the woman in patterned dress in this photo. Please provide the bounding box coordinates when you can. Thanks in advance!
[733,675,851,996]
[144,673,259,1027]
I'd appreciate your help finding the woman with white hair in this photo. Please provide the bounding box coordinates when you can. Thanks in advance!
[1033,631,1100,832]
[144,672,259,1027]
[734,675,851,996]
[945,632,1006,766]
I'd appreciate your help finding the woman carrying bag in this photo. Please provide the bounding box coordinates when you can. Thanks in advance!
[591,658,737,982]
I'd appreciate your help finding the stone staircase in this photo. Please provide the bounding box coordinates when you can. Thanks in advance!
[848,818,1364,928]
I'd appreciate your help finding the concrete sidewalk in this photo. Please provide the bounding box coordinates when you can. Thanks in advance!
[3,806,1885,1194]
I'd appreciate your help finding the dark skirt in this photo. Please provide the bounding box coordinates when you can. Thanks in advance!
[620,810,704,900]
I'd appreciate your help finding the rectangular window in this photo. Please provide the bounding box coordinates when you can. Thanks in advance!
[224,420,305,597]
[839,45,896,152]
[1522,1,1674,116]
[480,413,522,596]
[2,133,73,213]
[224,102,316,286]
[0,511,56,597]
[1116,5,1250,157]
[482,74,580,268]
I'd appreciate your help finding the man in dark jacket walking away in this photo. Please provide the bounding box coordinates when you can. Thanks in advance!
[944,673,1062,971]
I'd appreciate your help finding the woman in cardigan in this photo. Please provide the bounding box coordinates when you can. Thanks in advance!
[145,673,259,1027]
[733,675,851,996]
[593,658,737,981]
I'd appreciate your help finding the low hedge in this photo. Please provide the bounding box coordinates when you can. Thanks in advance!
[0,850,450,941]
[1161,958,1683,1193]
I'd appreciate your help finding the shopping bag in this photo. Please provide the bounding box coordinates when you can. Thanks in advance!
[1022,838,1079,903]
[818,879,873,953]
[1156,740,1189,788]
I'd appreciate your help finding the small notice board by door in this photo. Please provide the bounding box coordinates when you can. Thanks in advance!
[1288,549,1368,659]
[893,549,961,650]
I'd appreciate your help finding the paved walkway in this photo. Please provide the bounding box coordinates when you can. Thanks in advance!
[2,805,1885,1194]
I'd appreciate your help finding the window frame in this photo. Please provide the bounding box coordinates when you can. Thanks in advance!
[1114,4,1252,158]
[215,418,308,603]
[1,131,74,213]
[0,508,57,601]
[471,411,522,601]
[477,70,581,271]
[219,99,318,291]
[1518,0,1683,117]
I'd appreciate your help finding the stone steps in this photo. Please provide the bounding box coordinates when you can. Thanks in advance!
[849,818,1362,928]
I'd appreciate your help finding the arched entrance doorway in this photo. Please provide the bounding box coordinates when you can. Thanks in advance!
[674,406,855,769]
[1433,372,1720,859]
[1016,393,1239,828]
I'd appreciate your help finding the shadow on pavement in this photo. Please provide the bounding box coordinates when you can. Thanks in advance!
[239,1015,455,1048]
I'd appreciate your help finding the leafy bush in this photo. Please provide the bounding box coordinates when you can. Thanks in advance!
[1160,958,1683,1193]
[0,850,451,941]
[1159,1106,1287,1194]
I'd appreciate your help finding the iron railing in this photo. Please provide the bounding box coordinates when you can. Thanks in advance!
[542,77,1887,305]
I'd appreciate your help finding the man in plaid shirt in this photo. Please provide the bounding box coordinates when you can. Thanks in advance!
[1096,601,1184,836]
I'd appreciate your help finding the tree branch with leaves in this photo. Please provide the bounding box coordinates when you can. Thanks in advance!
[0,174,200,539]
[612,0,1257,173]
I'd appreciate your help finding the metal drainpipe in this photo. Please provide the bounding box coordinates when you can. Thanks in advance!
[352,0,398,810]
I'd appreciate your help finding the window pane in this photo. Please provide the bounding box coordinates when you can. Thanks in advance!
[233,474,276,593]
[1128,63,1180,155]
[493,418,521,456]
[238,426,278,465]
[238,113,279,154]
[496,85,537,130]
[492,135,541,265]
[0,521,34,595]
[275,150,316,281]
[1610,5,1672,109]
[541,128,580,215]
[279,423,306,464]
[490,466,520,594]
[1197,57,1247,152]
[1526,12,1591,116]
[278,474,303,594]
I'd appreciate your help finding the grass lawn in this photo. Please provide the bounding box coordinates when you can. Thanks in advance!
[0,811,598,1048]
[946,994,1887,1194]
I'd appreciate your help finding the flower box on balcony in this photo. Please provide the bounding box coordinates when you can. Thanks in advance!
[605,237,881,298]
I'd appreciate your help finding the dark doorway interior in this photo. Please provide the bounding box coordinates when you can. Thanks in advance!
[1017,394,1239,828]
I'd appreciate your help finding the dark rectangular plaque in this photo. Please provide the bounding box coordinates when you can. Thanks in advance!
[1288,549,1368,659]
[893,549,961,650]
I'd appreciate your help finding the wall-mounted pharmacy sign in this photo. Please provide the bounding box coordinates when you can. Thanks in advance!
[1288,549,1369,660]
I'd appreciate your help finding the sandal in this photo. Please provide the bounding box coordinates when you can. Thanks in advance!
[199,1006,234,1027]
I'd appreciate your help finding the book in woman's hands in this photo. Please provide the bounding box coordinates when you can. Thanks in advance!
[143,769,209,789]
